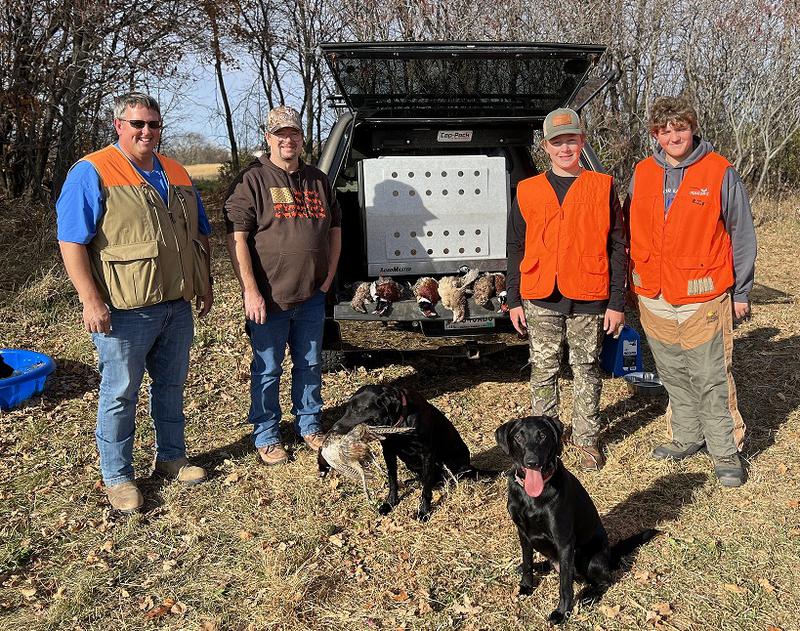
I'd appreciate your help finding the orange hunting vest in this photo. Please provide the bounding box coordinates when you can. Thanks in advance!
[80,145,210,309]
[517,170,612,301]
[629,153,733,305]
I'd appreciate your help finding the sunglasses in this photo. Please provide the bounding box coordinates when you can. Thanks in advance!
[119,118,163,130]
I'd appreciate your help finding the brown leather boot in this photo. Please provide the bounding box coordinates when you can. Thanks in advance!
[154,457,208,486]
[257,443,289,466]
[303,433,325,452]
[574,443,606,471]
[106,481,143,514]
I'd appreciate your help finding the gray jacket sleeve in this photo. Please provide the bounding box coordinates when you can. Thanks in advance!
[721,167,757,302]
[505,196,526,309]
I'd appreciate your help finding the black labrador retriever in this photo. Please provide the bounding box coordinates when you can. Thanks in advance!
[320,384,478,521]
[496,416,659,625]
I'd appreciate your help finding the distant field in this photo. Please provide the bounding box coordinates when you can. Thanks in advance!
[185,163,223,180]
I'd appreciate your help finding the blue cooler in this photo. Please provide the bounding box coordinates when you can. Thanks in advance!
[600,325,643,377]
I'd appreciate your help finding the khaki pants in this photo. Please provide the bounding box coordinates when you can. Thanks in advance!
[638,292,745,456]
[522,301,605,446]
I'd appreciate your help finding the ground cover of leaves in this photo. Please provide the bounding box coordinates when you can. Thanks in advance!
[0,197,798,630]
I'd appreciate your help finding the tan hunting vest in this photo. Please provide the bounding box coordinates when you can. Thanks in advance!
[81,145,210,309]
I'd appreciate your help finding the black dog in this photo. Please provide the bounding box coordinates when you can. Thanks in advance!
[320,384,478,521]
[496,416,659,625]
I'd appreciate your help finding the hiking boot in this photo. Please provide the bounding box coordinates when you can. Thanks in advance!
[106,481,143,514]
[652,440,706,461]
[303,432,325,452]
[257,443,289,466]
[574,443,606,471]
[713,454,745,488]
[154,457,208,486]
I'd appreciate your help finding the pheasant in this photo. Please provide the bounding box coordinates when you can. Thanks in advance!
[472,273,496,308]
[370,276,403,316]
[350,281,371,313]
[492,273,509,313]
[412,277,440,318]
[438,268,480,322]
[319,423,412,501]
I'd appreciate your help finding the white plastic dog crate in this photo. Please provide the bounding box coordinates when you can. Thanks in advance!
[358,155,510,276]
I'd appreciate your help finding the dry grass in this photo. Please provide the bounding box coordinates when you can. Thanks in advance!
[1,197,799,630]
[184,164,224,181]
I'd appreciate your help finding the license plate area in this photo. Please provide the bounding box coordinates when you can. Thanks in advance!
[444,317,496,331]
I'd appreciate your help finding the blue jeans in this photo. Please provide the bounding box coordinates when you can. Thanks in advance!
[92,299,193,486]
[246,290,325,448]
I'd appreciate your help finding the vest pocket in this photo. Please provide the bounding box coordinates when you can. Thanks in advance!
[580,255,609,295]
[99,240,163,309]
[271,249,327,304]
[519,257,540,295]
[191,239,210,298]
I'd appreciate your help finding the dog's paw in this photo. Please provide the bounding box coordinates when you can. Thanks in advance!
[548,609,568,625]
[377,502,393,516]
[517,582,534,597]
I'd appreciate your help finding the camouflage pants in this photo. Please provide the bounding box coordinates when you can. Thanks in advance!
[522,301,605,446]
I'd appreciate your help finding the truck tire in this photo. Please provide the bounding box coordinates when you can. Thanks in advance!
[321,350,347,373]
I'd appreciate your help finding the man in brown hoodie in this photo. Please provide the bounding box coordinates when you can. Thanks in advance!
[224,106,342,465]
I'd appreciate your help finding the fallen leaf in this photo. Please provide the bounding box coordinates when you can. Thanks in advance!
[787,500,799,509]
[389,589,410,602]
[200,621,219,631]
[599,604,621,618]
[162,559,178,571]
[19,587,36,599]
[170,600,187,616]
[223,472,240,485]
[654,602,673,617]
[790,529,800,537]
[100,540,114,553]
[138,595,155,611]
[777,464,789,475]
[328,533,345,548]
[238,530,253,541]
[759,578,775,593]
[766,626,784,631]
[144,598,175,620]
[722,583,746,594]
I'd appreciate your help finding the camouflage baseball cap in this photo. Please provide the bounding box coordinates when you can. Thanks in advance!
[542,108,583,141]
[267,105,302,134]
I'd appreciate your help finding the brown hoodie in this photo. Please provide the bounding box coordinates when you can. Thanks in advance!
[224,156,341,311]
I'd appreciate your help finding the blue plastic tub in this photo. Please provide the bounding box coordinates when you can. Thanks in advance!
[0,349,56,411]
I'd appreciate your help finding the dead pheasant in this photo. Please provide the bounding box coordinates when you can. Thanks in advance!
[438,268,480,322]
[412,277,440,318]
[472,273,496,308]
[350,281,371,313]
[319,423,412,501]
[370,277,403,316]
[492,273,509,312]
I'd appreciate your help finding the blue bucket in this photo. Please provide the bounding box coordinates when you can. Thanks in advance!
[0,349,56,411]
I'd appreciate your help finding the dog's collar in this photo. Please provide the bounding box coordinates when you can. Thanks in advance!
[393,391,408,427]
[514,463,557,489]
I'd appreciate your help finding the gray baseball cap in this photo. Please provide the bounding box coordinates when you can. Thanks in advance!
[267,105,303,134]
[542,108,583,141]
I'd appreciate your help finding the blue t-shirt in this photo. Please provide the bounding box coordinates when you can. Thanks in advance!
[56,147,211,244]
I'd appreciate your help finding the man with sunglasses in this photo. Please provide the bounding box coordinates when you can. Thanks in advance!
[224,105,341,466]
[56,92,214,514]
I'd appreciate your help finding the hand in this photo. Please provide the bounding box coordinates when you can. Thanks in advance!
[196,285,213,317]
[733,300,751,320]
[603,308,625,336]
[509,306,527,336]
[320,277,333,293]
[243,288,267,324]
[83,298,111,334]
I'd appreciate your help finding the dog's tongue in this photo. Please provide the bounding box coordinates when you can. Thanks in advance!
[523,467,545,497]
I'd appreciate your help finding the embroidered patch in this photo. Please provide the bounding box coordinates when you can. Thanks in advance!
[270,187,294,204]
[552,113,573,126]
[631,271,642,287]
[687,277,715,296]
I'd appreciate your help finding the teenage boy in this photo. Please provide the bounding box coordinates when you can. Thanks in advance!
[507,108,627,471]
[627,95,756,487]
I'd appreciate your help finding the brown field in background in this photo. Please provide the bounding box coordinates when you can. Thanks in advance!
[0,195,798,630]
[185,163,224,180]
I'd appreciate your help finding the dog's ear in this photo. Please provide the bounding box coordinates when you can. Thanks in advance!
[542,416,564,453]
[495,419,520,456]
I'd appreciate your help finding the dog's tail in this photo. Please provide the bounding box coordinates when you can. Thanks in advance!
[610,529,661,568]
